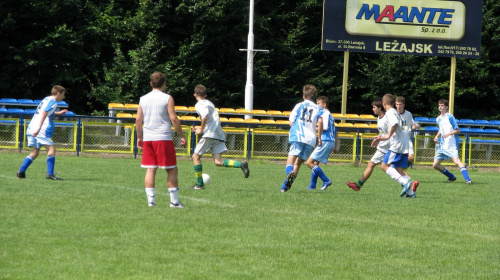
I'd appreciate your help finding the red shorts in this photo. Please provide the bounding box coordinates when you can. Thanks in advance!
[141,140,177,169]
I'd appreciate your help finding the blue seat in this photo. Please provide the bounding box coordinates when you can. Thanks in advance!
[64,111,76,116]
[414,117,429,122]
[428,117,437,123]
[24,109,37,115]
[474,120,490,125]
[0,108,8,113]
[468,128,485,133]
[0,98,18,104]
[34,99,43,104]
[458,119,474,125]
[460,127,470,133]
[485,128,500,134]
[18,99,35,105]
[7,108,24,114]
[57,101,69,107]
[424,126,439,132]
[489,120,500,126]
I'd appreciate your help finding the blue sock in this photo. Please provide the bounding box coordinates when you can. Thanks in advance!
[460,167,471,181]
[441,168,455,179]
[312,165,330,182]
[47,156,55,175]
[19,156,34,172]
[282,164,294,189]
[309,170,318,187]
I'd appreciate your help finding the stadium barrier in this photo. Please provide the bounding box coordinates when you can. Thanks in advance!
[2,115,500,167]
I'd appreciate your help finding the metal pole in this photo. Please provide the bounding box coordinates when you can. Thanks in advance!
[244,0,255,120]
[341,51,350,119]
[449,56,456,115]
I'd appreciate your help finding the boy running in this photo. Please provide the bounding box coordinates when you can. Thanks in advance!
[280,84,323,192]
[191,84,249,189]
[305,96,338,191]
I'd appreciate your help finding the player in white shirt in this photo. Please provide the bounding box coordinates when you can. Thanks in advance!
[17,85,68,180]
[432,99,472,184]
[374,94,418,197]
[305,96,338,191]
[135,72,186,208]
[191,84,249,189]
[281,84,323,192]
[347,99,390,191]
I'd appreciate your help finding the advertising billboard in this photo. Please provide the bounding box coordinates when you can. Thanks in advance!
[322,0,482,58]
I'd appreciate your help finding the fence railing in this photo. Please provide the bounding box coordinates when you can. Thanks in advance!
[1,115,500,167]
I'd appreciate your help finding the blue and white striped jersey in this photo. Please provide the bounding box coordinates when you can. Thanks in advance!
[26,96,58,138]
[320,109,336,143]
[436,113,460,151]
[288,100,323,147]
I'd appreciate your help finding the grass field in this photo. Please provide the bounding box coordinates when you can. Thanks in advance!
[1,151,499,279]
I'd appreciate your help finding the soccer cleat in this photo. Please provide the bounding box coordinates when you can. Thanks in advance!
[306,186,316,190]
[346,181,360,191]
[446,177,457,183]
[190,184,205,190]
[170,202,184,208]
[400,181,411,197]
[465,180,472,184]
[241,161,250,178]
[283,172,294,192]
[321,181,332,191]
[406,193,417,198]
[46,174,63,180]
[411,180,419,192]
[17,171,26,179]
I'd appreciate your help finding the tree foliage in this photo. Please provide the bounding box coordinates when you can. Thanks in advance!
[0,0,498,119]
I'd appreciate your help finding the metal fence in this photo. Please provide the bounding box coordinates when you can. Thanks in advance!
[1,115,500,167]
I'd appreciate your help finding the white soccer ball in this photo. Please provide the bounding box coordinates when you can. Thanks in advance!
[202,173,211,184]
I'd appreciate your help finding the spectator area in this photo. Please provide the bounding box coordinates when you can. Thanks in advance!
[0,98,75,117]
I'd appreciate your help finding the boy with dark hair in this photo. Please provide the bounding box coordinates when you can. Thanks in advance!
[432,99,472,184]
[135,71,186,207]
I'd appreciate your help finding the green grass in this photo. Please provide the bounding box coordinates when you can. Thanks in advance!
[1,151,498,279]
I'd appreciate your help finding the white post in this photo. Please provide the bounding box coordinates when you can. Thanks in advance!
[244,0,255,120]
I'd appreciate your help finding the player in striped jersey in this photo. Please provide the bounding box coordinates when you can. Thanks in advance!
[305,96,338,190]
[432,99,471,184]
[280,84,323,192]
[17,85,68,180]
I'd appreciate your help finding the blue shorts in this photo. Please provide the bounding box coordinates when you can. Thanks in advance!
[309,141,335,164]
[435,148,459,160]
[383,151,408,168]
[288,142,314,161]
[27,135,54,149]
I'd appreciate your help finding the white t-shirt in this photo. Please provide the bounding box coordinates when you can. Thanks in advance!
[195,99,225,141]
[385,108,409,154]
[139,90,172,141]
[376,114,390,153]
[399,110,415,139]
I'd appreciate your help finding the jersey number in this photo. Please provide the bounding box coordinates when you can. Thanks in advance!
[300,108,313,123]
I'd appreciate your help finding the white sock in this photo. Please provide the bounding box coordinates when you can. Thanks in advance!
[145,188,155,202]
[386,167,409,185]
[168,187,179,204]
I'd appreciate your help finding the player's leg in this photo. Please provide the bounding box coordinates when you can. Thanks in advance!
[433,156,456,182]
[305,158,319,189]
[145,168,157,206]
[382,152,411,196]
[17,136,41,178]
[347,151,383,191]
[307,142,333,190]
[44,144,62,180]
[451,157,472,184]
[192,138,209,189]
[281,154,298,192]
[166,167,183,207]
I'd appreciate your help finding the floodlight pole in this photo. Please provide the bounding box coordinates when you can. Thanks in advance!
[244,0,255,120]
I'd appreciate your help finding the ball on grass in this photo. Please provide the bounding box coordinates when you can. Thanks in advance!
[202,173,211,184]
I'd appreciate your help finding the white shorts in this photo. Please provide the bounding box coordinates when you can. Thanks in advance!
[435,148,459,160]
[27,135,54,149]
[288,142,315,161]
[194,137,227,155]
[309,141,335,164]
[370,150,387,164]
